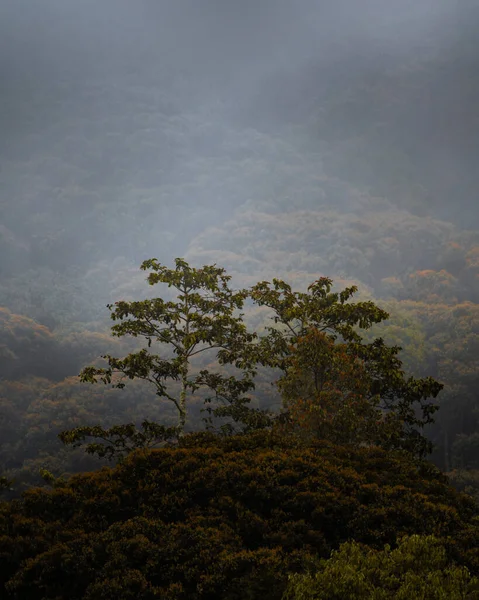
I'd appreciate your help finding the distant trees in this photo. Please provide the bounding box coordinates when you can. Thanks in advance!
[0,308,56,380]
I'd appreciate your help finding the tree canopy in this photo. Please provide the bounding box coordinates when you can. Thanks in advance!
[249,275,443,456]
[282,534,479,600]
[58,259,442,461]
[1,431,478,599]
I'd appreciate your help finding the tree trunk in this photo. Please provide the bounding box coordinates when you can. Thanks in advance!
[178,360,188,435]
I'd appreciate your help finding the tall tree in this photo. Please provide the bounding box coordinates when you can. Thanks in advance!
[250,277,443,457]
[63,258,263,453]
[61,266,442,460]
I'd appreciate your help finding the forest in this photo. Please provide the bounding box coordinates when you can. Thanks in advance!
[1,0,479,597]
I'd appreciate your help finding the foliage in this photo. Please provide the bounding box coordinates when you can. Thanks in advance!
[282,534,479,600]
[446,470,479,505]
[72,258,267,442]
[0,308,56,380]
[58,421,182,461]
[0,477,14,494]
[1,430,479,599]
[278,328,393,446]
[58,264,443,462]
[1,1,479,496]
[250,276,442,457]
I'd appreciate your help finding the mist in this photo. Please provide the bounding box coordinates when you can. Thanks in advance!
[0,0,476,295]
[0,0,478,461]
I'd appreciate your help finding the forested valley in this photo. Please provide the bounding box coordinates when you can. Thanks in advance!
[1,1,479,598]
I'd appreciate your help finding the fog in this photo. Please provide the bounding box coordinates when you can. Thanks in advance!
[0,0,478,288]
[0,1,458,115]
[1,0,479,491]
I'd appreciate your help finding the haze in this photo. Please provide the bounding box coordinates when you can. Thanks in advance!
[0,0,477,297]
[1,0,479,495]
[1,1,474,264]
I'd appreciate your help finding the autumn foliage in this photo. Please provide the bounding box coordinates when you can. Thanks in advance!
[279,328,385,445]
[1,430,479,599]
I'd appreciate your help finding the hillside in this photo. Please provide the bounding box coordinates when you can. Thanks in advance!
[0,0,478,493]
[2,431,479,599]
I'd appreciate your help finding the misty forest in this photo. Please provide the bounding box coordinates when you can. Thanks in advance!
[2,1,479,598]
